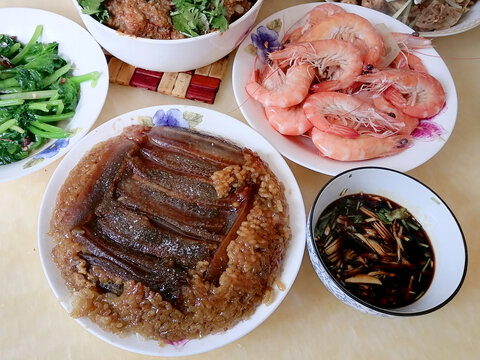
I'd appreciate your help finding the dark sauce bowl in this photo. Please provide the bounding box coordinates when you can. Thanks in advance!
[306,167,467,317]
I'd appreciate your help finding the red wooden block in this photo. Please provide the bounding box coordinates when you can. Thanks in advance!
[135,68,164,79]
[130,72,160,91]
[190,74,220,90]
[185,84,217,104]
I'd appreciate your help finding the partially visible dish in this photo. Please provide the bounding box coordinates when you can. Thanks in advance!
[232,2,458,176]
[0,25,100,165]
[78,0,258,39]
[327,0,480,36]
[71,0,265,72]
[38,105,305,356]
[0,8,108,183]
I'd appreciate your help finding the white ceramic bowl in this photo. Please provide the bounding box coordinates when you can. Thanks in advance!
[0,8,109,183]
[71,0,264,72]
[306,167,467,317]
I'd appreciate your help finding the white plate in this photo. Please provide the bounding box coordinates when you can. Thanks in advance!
[0,8,109,183]
[417,2,480,37]
[232,3,458,176]
[38,105,306,356]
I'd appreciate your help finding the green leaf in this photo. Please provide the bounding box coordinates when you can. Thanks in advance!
[78,0,109,23]
[171,0,229,37]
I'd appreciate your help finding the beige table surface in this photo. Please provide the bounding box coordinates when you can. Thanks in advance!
[1,1,479,359]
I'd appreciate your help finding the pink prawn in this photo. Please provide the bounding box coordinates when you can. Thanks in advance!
[282,3,346,44]
[297,12,384,67]
[269,39,363,92]
[264,103,313,136]
[245,62,315,108]
[311,127,411,161]
[303,92,405,138]
[356,69,446,119]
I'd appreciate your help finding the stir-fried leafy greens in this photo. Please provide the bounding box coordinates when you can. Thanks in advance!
[171,0,228,37]
[78,0,228,37]
[0,25,100,165]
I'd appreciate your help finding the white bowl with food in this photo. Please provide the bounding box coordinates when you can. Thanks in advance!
[0,8,109,183]
[232,2,457,176]
[306,167,467,317]
[71,0,264,72]
[325,0,480,37]
[38,104,305,356]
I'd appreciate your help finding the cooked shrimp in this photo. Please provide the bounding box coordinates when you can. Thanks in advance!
[356,69,446,118]
[264,104,313,136]
[351,89,417,135]
[311,127,411,161]
[391,51,427,73]
[269,39,363,92]
[282,3,346,44]
[303,92,404,138]
[297,13,384,67]
[245,62,315,107]
[372,96,419,135]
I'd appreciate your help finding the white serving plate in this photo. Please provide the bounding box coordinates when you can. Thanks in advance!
[0,7,109,183]
[419,1,480,37]
[232,3,458,176]
[37,105,306,356]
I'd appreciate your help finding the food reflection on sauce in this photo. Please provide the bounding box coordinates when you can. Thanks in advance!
[314,193,434,309]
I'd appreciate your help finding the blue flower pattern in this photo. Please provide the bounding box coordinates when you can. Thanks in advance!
[250,25,282,63]
[153,108,189,128]
[34,138,70,159]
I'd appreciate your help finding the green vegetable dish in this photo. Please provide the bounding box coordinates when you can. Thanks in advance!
[0,25,99,165]
[78,0,256,39]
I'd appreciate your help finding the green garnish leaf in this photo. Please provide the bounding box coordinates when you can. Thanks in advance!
[78,0,110,23]
[376,207,410,224]
[171,0,228,38]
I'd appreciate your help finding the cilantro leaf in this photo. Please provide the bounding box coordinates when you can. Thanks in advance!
[78,0,109,23]
[171,0,228,37]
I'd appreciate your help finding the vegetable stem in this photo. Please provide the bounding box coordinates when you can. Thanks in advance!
[69,71,101,86]
[27,125,69,138]
[0,98,24,107]
[0,119,16,133]
[42,64,72,87]
[29,120,66,134]
[10,25,44,65]
[35,112,75,122]
[0,90,58,100]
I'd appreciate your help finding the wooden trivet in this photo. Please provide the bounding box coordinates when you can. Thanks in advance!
[106,54,229,104]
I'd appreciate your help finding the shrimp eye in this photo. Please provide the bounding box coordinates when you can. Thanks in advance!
[366,64,374,71]
[398,138,409,147]
[388,112,396,118]
[411,31,420,37]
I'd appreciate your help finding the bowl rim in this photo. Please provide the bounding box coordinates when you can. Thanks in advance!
[308,166,468,317]
[72,0,264,43]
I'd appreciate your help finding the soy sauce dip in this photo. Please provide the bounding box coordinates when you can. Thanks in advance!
[314,193,434,309]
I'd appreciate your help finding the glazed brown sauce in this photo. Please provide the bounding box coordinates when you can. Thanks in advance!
[314,193,434,309]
